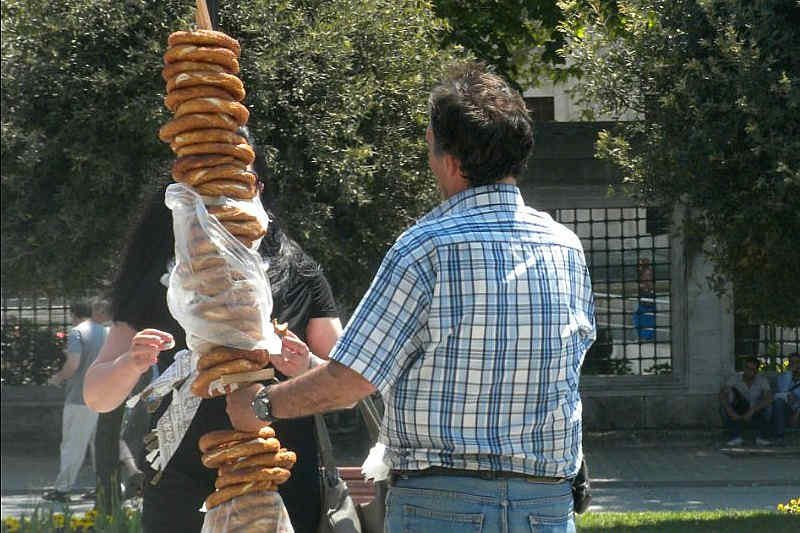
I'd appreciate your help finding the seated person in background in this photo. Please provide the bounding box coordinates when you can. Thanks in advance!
[719,356,773,447]
[772,352,800,445]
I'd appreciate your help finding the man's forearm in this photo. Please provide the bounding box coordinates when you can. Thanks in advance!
[271,360,376,419]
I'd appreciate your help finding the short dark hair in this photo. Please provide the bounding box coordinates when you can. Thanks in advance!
[428,62,534,186]
[70,300,91,320]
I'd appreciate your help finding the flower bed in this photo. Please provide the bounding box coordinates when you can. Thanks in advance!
[1,508,140,533]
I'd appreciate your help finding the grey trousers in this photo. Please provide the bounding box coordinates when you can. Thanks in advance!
[54,403,99,491]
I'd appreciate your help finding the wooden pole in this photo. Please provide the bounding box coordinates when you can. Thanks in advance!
[196,0,213,30]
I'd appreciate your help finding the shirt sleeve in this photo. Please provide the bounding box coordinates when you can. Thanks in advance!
[309,272,339,319]
[66,328,82,355]
[330,245,432,395]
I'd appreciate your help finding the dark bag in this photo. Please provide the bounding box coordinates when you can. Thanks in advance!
[354,398,387,533]
[730,387,750,416]
[571,459,592,514]
[315,412,362,533]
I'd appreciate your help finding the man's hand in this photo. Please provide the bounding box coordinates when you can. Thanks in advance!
[270,331,311,377]
[226,383,269,433]
[123,329,174,374]
[743,409,754,422]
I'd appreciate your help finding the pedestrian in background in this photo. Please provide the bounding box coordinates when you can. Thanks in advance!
[44,298,110,501]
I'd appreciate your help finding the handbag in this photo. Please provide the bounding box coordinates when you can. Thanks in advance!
[354,397,387,533]
[314,412,362,533]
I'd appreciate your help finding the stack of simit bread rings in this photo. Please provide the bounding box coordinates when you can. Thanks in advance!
[158,28,294,516]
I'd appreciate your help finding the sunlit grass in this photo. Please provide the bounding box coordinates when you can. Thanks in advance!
[576,510,800,532]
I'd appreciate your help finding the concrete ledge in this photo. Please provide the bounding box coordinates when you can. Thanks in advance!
[1,385,65,447]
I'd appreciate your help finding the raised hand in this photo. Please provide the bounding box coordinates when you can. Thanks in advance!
[125,328,174,374]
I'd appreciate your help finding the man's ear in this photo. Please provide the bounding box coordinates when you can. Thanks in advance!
[444,152,468,188]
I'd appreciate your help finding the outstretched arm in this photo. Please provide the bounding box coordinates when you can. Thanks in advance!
[84,323,173,413]
[226,360,375,433]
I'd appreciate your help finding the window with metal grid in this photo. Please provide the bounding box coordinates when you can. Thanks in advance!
[553,207,672,376]
[735,323,800,371]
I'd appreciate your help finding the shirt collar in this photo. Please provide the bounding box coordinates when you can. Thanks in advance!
[420,183,525,224]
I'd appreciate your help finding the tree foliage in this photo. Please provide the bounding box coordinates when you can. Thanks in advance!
[433,0,566,87]
[431,1,621,87]
[560,0,800,325]
[2,0,458,311]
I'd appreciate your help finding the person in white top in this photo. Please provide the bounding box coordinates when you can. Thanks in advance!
[719,356,773,447]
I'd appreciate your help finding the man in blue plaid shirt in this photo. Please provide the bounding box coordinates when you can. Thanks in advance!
[228,62,596,532]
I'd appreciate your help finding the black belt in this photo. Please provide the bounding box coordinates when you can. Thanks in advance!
[391,466,566,484]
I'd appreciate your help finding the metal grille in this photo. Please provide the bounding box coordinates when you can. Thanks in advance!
[1,294,73,330]
[735,323,800,371]
[553,207,672,375]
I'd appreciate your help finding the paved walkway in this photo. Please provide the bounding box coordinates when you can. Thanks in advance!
[2,431,798,519]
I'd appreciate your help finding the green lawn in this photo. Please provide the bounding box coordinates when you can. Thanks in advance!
[576,510,799,532]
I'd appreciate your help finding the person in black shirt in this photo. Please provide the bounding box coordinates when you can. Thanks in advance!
[85,161,342,531]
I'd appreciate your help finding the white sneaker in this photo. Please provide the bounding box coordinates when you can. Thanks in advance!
[755,437,771,446]
[725,437,744,446]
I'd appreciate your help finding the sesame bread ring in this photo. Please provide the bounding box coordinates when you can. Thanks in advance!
[179,165,256,187]
[200,304,261,322]
[170,128,247,150]
[221,220,267,240]
[230,515,279,533]
[203,490,265,532]
[227,497,280,533]
[175,98,249,125]
[191,359,263,399]
[196,346,268,372]
[196,179,259,199]
[188,253,227,272]
[175,141,255,164]
[181,266,241,295]
[162,60,238,81]
[202,438,282,469]
[172,155,245,181]
[198,426,275,454]
[187,237,219,258]
[165,86,240,111]
[207,204,259,223]
[218,450,297,476]
[190,285,260,312]
[204,480,275,510]
[168,30,241,57]
[159,113,239,143]
[215,467,291,490]
[236,236,256,249]
[164,45,239,71]
[166,71,245,100]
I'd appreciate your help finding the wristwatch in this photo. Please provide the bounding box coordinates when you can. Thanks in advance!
[252,379,280,423]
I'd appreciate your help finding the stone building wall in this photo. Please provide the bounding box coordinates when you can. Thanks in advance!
[522,122,734,430]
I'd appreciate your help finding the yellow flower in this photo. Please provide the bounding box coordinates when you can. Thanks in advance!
[52,513,65,527]
[4,516,21,533]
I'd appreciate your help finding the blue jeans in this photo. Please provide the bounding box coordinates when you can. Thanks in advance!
[719,405,770,439]
[772,398,798,439]
[385,473,575,533]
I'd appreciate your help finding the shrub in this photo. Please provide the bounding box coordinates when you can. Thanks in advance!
[0,321,66,385]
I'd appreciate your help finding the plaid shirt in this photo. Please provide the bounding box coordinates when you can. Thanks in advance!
[331,183,595,478]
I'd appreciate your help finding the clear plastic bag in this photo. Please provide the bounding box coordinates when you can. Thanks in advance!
[201,490,294,533]
[165,183,281,355]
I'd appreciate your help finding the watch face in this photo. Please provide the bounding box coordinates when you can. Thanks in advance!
[253,391,273,422]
